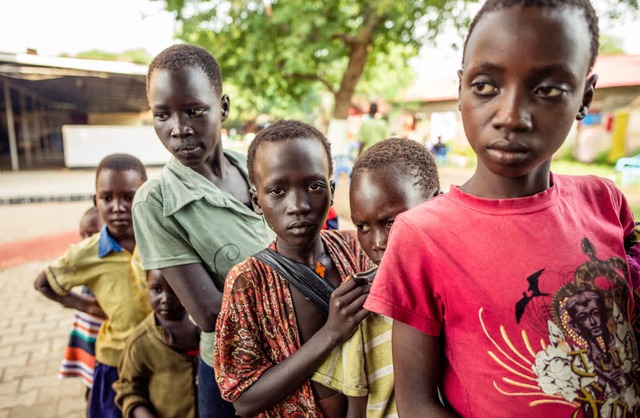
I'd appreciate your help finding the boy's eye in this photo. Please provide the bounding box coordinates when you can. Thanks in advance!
[268,188,285,197]
[307,183,325,192]
[187,108,206,117]
[385,219,395,229]
[355,224,371,233]
[154,111,169,121]
[470,81,498,96]
[534,85,566,98]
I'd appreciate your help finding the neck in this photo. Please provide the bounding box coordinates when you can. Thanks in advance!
[111,230,136,253]
[461,161,551,199]
[276,236,325,268]
[194,144,226,180]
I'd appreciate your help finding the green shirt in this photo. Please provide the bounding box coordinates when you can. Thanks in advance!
[356,117,389,153]
[132,151,273,366]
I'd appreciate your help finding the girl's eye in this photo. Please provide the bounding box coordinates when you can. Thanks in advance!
[385,219,395,229]
[355,224,371,233]
[269,188,285,197]
[471,81,498,96]
[187,108,206,117]
[534,85,566,98]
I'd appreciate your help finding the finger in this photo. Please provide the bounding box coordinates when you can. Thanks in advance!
[332,276,368,297]
[352,307,371,323]
[340,293,369,316]
[333,283,368,308]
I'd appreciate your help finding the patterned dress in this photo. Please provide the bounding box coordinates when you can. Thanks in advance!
[214,230,372,417]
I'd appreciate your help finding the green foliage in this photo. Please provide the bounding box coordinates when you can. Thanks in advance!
[599,34,625,55]
[72,48,153,64]
[161,0,476,118]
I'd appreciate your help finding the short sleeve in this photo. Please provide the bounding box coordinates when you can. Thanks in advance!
[133,192,201,271]
[213,265,274,402]
[364,217,444,336]
[312,325,368,397]
[45,240,94,295]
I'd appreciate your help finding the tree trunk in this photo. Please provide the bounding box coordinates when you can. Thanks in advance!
[328,10,382,149]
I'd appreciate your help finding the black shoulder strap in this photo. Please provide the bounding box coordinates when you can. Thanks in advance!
[253,248,333,317]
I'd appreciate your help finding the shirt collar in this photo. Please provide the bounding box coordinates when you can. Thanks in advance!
[98,224,124,258]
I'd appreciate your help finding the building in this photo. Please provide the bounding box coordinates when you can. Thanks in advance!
[0,51,155,171]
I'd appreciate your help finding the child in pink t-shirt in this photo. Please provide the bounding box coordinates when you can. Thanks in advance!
[365,1,640,417]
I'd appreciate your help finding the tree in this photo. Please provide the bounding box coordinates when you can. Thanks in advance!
[162,0,473,148]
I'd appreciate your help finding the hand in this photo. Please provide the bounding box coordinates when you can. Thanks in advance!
[83,297,107,319]
[323,276,370,344]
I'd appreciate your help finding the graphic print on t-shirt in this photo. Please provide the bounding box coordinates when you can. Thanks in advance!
[481,238,640,417]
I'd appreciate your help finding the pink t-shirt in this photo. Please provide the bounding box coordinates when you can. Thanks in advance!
[365,174,640,417]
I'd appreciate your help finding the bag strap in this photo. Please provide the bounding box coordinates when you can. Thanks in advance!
[253,248,333,317]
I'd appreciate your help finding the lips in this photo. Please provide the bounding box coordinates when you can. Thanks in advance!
[287,221,315,234]
[175,144,202,157]
[109,217,131,226]
[487,140,529,164]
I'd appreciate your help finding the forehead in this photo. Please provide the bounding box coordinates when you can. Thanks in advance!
[148,66,215,102]
[464,5,591,78]
[96,169,144,191]
[350,168,424,211]
[147,270,166,285]
[253,138,330,181]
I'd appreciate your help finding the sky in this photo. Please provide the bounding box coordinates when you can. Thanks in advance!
[1,0,638,76]
[0,0,176,57]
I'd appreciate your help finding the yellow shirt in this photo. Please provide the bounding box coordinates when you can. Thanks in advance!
[45,227,151,367]
[312,314,396,417]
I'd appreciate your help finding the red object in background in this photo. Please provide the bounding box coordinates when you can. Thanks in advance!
[604,114,614,132]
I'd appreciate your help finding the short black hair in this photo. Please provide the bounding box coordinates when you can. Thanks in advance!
[352,137,440,199]
[247,119,333,184]
[462,0,599,71]
[96,153,147,185]
[147,44,223,97]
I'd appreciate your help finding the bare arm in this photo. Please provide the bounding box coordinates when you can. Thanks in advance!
[160,263,223,332]
[346,396,367,418]
[233,277,370,418]
[132,406,156,418]
[393,320,458,417]
[33,272,106,318]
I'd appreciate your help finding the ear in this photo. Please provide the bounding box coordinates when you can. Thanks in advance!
[457,69,463,111]
[577,74,598,121]
[220,94,230,122]
[329,180,335,207]
[249,187,263,215]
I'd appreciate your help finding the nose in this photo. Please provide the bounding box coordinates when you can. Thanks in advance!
[371,228,387,253]
[170,115,194,139]
[492,87,533,133]
[112,197,128,212]
[286,190,311,215]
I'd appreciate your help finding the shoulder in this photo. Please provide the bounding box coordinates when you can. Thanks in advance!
[123,313,157,351]
[224,150,249,174]
[62,233,101,262]
[134,176,163,204]
[322,229,357,244]
[224,256,265,290]
[555,173,621,201]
